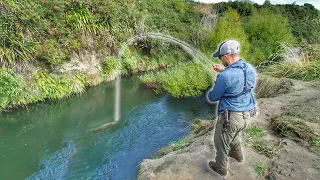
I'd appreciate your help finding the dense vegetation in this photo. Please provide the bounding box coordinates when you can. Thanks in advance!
[0,0,319,111]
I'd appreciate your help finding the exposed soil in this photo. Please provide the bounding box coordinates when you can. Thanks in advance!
[138,77,320,180]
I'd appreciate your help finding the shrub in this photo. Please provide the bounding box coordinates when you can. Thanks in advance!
[32,71,71,100]
[0,68,25,109]
[102,57,117,76]
[140,61,212,98]
[120,50,139,74]
[39,39,67,65]
[201,8,250,59]
[244,8,295,65]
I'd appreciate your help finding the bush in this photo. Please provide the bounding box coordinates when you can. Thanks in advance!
[244,8,295,65]
[0,68,25,109]
[140,61,212,98]
[32,71,71,100]
[39,39,67,65]
[279,3,320,43]
[120,49,139,74]
[201,8,250,59]
[102,57,117,76]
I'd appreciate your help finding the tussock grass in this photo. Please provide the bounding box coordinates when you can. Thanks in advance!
[263,61,320,82]
[271,115,314,140]
[255,75,293,98]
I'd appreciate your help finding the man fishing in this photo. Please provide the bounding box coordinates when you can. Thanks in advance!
[206,40,257,176]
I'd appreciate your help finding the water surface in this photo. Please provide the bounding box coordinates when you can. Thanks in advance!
[0,77,215,179]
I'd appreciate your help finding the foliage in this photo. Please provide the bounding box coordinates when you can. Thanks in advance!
[244,8,295,64]
[140,61,212,98]
[201,8,250,60]
[263,61,320,81]
[255,75,292,98]
[39,39,67,65]
[0,68,24,109]
[213,1,255,16]
[278,3,320,43]
[244,125,277,158]
[0,2,38,67]
[0,0,320,111]
[65,1,105,35]
[102,57,117,76]
[120,49,139,74]
[173,1,185,13]
[310,137,320,148]
[32,71,71,100]
[213,1,320,44]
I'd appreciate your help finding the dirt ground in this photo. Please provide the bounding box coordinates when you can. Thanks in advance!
[138,77,320,180]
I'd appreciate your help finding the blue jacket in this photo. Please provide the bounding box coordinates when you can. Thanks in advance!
[207,59,256,112]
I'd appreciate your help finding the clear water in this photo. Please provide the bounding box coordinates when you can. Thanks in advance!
[0,77,215,180]
[114,32,216,122]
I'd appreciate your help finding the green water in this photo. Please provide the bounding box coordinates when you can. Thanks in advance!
[0,77,215,180]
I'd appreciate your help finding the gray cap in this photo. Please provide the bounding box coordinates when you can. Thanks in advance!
[212,40,240,57]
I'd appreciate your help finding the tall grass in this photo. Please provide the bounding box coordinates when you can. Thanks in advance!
[140,61,213,98]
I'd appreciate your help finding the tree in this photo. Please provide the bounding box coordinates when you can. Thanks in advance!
[201,8,250,59]
[245,8,295,64]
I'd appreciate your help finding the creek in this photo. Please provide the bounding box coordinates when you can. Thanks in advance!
[0,76,215,180]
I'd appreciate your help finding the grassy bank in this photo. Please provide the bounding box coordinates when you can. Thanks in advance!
[1,0,320,112]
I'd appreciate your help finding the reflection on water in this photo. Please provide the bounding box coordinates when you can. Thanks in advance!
[0,77,216,180]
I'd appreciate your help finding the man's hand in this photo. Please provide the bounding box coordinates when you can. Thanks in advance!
[213,64,225,72]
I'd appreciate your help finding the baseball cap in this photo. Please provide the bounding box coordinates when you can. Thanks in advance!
[212,40,240,57]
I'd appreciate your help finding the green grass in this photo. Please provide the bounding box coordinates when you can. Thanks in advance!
[139,61,214,98]
[315,161,320,169]
[251,140,277,158]
[153,155,161,160]
[253,164,266,176]
[244,127,267,138]
[263,61,320,82]
[153,134,192,159]
[243,126,277,158]
[172,134,192,151]
[310,137,320,147]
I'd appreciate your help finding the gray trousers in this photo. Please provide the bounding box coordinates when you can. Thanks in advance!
[214,112,247,169]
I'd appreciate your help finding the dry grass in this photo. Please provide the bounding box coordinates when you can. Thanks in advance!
[255,75,293,98]
[271,115,315,140]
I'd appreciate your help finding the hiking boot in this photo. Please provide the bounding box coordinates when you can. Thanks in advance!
[208,161,228,176]
[229,149,244,162]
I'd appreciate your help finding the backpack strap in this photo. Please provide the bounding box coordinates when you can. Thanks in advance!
[222,62,252,98]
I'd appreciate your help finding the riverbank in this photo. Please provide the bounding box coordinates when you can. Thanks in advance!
[138,76,320,180]
[0,51,180,113]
